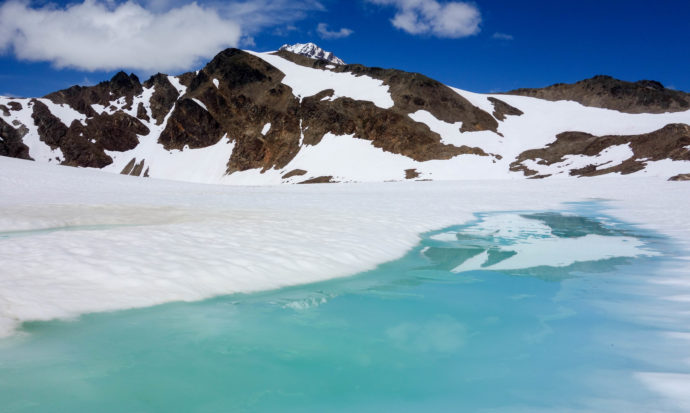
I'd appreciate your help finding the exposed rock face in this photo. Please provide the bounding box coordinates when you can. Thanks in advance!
[509,75,690,114]
[75,112,148,152]
[0,117,30,159]
[488,97,523,121]
[31,100,69,148]
[159,98,224,150]
[136,102,150,122]
[31,99,148,167]
[300,94,484,161]
[44,71,143,116]
[179,48,302,172]
[511,123,690,177]
[143,74,179,125]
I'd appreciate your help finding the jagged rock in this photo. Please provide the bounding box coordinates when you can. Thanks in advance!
[143,74,179,125]
[44,71,143,116]
[0,117,31,159]
[120,158,147,176]
[509,75,690,114]
[32,99,148,167]
[78,112,148,152]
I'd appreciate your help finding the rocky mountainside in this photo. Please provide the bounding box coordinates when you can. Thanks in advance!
[509,75,690,114]
[0,44,689,184]
[278,43,345,65]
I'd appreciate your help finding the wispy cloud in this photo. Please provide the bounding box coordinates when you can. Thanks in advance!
[367,0,481,38]
[492,32,514,40]
[0,0,324,73]
[317,23,354,39]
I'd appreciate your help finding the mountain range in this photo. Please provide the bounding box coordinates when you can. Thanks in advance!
[1,43,689,184]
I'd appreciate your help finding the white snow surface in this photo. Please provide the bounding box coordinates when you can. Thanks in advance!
[1,157,690,409]
[249,51,394,109]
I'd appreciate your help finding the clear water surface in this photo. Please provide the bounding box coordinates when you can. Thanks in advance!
[0,202,688,412]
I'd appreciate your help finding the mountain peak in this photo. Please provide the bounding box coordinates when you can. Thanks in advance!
[278,43,345,65]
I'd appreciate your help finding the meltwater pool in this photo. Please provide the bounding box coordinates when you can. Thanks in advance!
[1,202,688,412]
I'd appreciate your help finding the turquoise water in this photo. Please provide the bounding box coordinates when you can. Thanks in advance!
[0,202,687,412]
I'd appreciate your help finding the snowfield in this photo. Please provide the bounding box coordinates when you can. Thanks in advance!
[1,156,689,407]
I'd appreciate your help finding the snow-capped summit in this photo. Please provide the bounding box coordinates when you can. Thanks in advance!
[279,42,345,65]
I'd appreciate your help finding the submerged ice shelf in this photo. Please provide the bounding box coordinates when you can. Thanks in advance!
[1,203,689,412]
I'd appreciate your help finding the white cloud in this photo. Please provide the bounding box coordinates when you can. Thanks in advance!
[317,23,354,39]
[0,0,241,72]
[492,32,514,40]
[368,0,481,38]
[0,0,324,73]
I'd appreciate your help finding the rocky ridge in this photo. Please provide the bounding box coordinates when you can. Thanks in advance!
[510,75,690,114]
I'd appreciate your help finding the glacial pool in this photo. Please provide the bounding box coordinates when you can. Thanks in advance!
[1,202,689,412]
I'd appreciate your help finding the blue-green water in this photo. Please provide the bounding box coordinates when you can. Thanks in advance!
[1,202,688,412]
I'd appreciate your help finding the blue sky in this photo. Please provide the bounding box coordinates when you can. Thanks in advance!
[1,0,688,97]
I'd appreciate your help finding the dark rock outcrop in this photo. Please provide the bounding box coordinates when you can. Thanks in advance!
[31,99,69,148]
[511,123,690,177]
[158,98,224,150]
[669,173,690,181]
[31,99,148,167]
[488,97,523,121]
[298,175,334,184]
[136,102,150,122]
[509,75,690,114]
[44,71,143,116]
[282,169,307,179]
[143,73,180,125]
[405,168,420,179]
[0,118,31,159]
